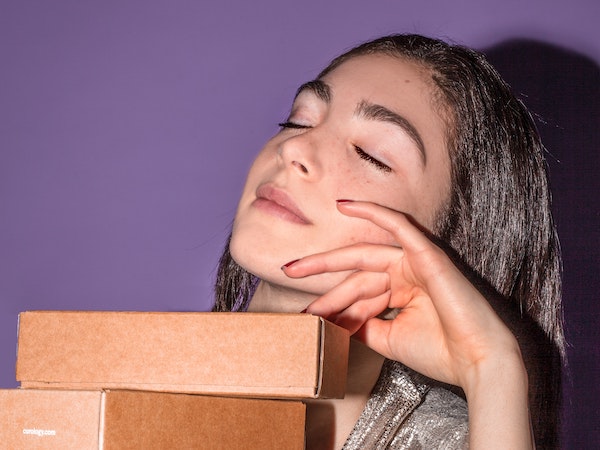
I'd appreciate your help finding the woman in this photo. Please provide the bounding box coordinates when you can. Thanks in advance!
[213,34,564,449]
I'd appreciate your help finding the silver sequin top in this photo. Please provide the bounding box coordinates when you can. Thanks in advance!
[342,359,469,449]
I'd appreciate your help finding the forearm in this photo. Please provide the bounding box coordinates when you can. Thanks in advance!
[464,352,534,450]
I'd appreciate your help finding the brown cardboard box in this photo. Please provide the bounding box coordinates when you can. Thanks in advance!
[0,388,306,449]
[16,311,349,398]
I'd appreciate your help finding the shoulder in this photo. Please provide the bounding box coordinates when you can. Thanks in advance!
[343,360,469,449]
[389,385,469,449]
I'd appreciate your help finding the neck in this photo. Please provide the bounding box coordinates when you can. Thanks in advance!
[247,280,385,449]
[247,280,318,313]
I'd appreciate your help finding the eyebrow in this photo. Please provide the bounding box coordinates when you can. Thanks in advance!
[295,79,426,164]
[356,100,426,164]
[294,79,331,103]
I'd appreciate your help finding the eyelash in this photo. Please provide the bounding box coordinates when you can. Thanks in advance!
[354,145,392,173]
[278,121,309,129]
[278,122,391,173]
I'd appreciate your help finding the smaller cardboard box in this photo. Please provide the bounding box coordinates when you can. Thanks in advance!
[16,311,349,398]
[0,388,306,449]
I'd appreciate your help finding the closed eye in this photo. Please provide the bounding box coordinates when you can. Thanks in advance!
[354,145,392,173]
[278,121,311,129]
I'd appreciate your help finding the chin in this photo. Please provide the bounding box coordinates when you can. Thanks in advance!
[230,220,295,277]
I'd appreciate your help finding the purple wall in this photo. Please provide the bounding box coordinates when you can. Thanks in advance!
[1,1,598,447]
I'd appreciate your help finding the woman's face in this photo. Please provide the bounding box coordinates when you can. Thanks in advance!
[230,54,451,301]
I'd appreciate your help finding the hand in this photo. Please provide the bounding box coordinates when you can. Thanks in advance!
[282,200,524,392]
[284,199,533,448]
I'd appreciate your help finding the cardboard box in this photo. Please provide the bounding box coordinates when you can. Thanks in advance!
[16,311,349,398]
[0,388,306,449]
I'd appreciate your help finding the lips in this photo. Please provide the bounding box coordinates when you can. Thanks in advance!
[253,184,311,224]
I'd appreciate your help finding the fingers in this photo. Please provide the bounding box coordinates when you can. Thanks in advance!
[282,200,451,300]
[284,200,499,340]
[305,270,390,317]
[335,201,490,321]
[335,200,455,284]
[335,200,433,254]
[301,269,394,335]
[354,317,395,359]
[328,292,392,335]
[280,200,452,319]
[282,200,444,278]
[303,269,395,335]
[282,243,403,277]
[354,296,442,367]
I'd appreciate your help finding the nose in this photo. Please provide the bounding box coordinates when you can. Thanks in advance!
[277,131,321,179]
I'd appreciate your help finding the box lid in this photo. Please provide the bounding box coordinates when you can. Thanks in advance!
[16,311,349,398]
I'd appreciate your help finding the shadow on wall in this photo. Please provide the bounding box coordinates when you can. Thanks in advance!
[484,39,600,450]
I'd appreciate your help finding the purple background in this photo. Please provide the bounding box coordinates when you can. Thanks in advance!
[1,1,598,447]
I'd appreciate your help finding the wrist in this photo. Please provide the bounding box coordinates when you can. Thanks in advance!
[463,349,533,449]
[462,347,528,400]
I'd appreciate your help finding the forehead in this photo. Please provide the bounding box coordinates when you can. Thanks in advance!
[319,53,435,97]
[316,54,448,157]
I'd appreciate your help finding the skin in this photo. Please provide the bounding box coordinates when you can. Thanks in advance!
[230,54,533,449]
[230,54,450,309]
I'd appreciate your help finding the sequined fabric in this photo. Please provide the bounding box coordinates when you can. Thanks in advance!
[342,360,469,449]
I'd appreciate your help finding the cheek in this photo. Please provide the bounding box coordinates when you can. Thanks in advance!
[331,218,397,248]
[331,167,381,202]
[244,151,270,186]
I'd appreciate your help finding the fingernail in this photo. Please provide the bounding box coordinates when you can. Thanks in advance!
[281,259,300,270]
[336,199,354,203]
